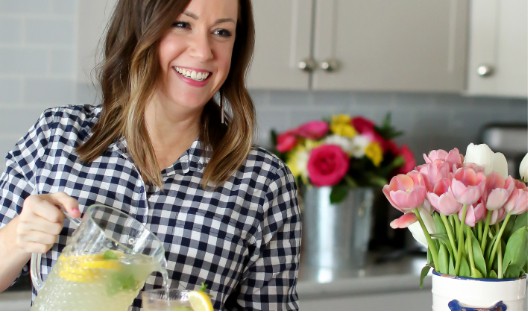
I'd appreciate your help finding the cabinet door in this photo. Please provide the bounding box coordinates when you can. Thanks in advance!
[312,0,468,92]
[246,0,313,90]
[466,0,527,98]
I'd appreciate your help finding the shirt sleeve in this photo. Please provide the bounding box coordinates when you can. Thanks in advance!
[229,163,302,310]
[0,109,54,279]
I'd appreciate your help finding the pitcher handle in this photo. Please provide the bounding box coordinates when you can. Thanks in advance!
[30,212,82,291]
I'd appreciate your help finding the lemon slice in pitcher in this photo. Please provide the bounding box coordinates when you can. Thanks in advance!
[188,290,214,311]
[57,252,121,283]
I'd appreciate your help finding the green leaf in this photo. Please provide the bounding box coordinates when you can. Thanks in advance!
[107,269,140,296]
[198,282,209,292]
[459,257,471,277]
[438,244,449,274]
[502,226,528,278]
[468,229,487,277]
[103,250,119,260]
[419,264,432,288]
[330,185,348,204]
[448,255,456,275]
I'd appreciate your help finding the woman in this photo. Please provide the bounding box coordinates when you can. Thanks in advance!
[0,0,302,310]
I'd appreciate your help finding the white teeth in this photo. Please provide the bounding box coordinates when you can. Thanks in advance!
[175,67,210,81]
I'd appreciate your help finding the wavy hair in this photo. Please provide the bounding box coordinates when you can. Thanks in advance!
[77,0,255,188]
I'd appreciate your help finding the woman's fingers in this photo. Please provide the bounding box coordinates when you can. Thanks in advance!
[17,193,79,253]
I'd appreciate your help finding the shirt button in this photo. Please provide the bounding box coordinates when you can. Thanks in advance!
[140,186,145,193]
[198,163,204,170]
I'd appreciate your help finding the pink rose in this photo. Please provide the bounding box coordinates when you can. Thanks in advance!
[352,116,388,151]
[276,131,297,153]
[296,120,329,140]
[307,144,349,186]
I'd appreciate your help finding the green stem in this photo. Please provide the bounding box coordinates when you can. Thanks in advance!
[480,211,492,252]
[497,236,503,279]
[488,213,511,273]
[413,208,439,268]
[454,204,468,276]
[466,227,477,277]
[441,214,457,255]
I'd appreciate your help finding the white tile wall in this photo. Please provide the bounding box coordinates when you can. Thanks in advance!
[0,0,527,173]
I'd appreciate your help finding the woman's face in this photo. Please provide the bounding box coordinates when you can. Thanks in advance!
[156,0,238,114]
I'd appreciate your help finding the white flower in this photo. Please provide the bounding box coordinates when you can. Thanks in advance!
[350,135,370,158]
[464,143,508,178]
[323,134,354,154]
[520,153,528,182]
[408,209,436,248]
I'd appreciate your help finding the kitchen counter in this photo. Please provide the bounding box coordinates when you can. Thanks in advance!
[0,252,431,311]
[297,252,432,310]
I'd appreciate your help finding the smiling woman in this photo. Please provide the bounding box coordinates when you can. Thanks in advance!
[0,0,302,311]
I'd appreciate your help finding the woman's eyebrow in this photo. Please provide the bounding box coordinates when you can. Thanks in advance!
[183,11,236,25]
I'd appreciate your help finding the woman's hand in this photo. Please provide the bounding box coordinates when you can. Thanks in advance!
[16,192,80,254]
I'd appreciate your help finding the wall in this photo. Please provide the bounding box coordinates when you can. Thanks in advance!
[0,0,526,171]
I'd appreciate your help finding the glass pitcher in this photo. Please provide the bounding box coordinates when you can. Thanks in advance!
[30,204,167,311]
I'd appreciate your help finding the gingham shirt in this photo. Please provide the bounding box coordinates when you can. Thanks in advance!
[0,104,302,310]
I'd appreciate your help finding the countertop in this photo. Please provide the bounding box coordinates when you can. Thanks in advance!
[0,251,431,311]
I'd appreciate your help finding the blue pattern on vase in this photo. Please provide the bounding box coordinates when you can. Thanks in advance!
[448,299,507,311]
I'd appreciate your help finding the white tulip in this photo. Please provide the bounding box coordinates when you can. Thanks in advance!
[464,143,508,178]
[408,209,436,248]
[520,153,528,182]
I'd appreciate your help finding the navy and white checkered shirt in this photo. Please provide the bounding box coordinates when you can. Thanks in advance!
[0,104,302,310]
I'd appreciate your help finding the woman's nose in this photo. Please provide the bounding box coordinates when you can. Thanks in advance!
[189,32,213,61]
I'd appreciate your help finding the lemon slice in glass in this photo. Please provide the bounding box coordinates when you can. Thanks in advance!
[188,290,214,311]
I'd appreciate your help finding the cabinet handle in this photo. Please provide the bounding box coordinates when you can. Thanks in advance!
[477,64,494,77]
[319,59,339,72]
[298,58,316,72]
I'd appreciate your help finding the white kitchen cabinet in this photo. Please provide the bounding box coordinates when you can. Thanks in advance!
[247,0,468,92]
[465,0,528,98]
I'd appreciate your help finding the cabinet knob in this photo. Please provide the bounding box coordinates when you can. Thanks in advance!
[477,64,494,77]
[320,59,339,72]
[298,58,316,72]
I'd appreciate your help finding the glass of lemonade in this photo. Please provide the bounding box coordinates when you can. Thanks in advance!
[142,288,193,311]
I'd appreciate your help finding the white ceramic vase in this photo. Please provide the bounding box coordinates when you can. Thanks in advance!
[432,271,527,311]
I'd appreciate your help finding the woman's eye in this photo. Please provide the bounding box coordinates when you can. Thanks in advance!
[171,21,190,29]
[213,29,232,38]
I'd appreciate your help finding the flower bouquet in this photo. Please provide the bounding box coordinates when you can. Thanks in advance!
[383,143,527,285]
[271,114,415,203]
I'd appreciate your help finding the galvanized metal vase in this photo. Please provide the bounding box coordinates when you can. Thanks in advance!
[300,186,374,283]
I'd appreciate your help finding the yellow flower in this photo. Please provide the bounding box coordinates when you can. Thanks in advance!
[365,142,383,166]
[286,145,310,181]
[330,114,356,138]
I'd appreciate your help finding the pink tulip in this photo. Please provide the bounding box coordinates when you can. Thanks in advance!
[484,174,515,211]
[503,188,528,215]
[463,202,486,227]
[307,144,349,186]
[296,120,329,140]
[418,160,452,192]
[451,167,486,205]
[489,208,506,225]
[382,171,427,213]
[276,131,297,153]
[390,213,417,229]
[423,147,464,168]
[427,178,462,215]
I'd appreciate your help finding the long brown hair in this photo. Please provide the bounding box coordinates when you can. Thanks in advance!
[77,0,256,188]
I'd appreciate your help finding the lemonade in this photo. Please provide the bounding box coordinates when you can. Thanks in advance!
[31,250,165,310]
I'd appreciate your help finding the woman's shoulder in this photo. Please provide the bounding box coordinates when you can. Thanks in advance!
[33,104,101,142]
[40,104,101,124]
[244,145,291,178]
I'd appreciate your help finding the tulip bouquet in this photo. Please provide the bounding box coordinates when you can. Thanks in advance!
[383,143,528,284]
[271,114,415,203]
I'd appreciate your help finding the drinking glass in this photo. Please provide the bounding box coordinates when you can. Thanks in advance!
[142,288,193,311]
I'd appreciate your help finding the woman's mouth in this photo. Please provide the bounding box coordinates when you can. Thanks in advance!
[174,66,211,82]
